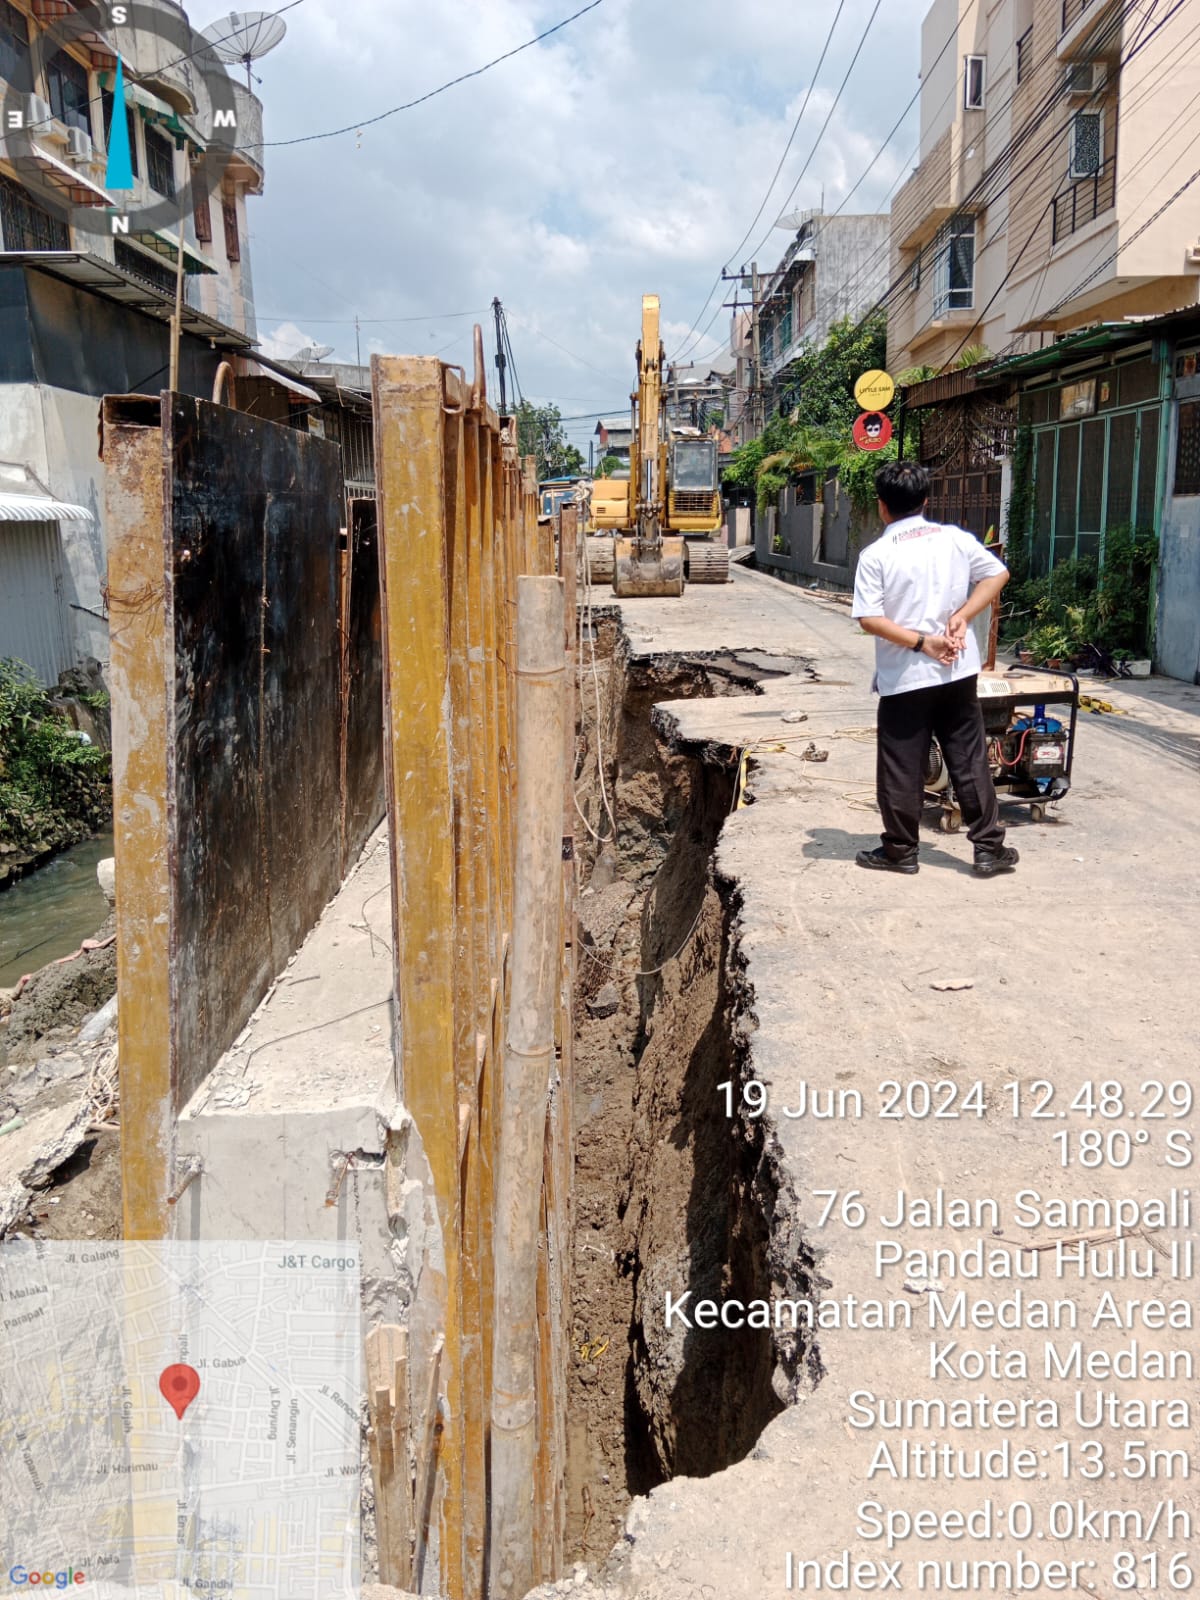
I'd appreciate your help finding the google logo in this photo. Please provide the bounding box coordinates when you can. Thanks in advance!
[8,1569,85,1590]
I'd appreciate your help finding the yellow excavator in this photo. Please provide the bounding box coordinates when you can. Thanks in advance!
[591,295,730,597]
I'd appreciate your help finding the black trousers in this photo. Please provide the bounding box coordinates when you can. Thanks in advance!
[876,674,1005,854]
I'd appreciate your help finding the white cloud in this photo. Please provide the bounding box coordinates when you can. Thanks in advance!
[189,0,930,444]
[256,320,321,359]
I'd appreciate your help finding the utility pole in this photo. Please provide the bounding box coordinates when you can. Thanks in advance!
[492,296,508,416]
[750,261,762,440]
[355,316,362,372]
[169,184,186,393]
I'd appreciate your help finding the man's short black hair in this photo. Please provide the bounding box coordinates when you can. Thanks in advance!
[875,460,931,517]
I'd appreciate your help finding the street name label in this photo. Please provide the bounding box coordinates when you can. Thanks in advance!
[0,1241,361,1598]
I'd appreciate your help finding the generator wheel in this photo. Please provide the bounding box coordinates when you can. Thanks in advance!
[939,808,962,834]
[1029,802,1047,823]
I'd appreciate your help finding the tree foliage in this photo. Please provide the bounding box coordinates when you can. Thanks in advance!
[723,314,893,511]
[0,659,111,858]
[514,400,585,480]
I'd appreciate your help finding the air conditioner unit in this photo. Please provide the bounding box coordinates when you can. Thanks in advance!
[66,126,93,164]
[23,94,53,133]
[1063,62,1105,95]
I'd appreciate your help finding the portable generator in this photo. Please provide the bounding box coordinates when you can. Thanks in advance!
[925,666,1080,831]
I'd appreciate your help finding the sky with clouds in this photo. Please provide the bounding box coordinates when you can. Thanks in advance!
[188,0,931,454]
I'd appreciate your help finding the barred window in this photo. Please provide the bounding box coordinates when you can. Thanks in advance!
[145,126,177,199]
[0,171,68,250]
[114,239,178,294]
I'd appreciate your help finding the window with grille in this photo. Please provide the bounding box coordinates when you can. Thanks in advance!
[932,217,975,315]
[114,239,178,294]
[145,126,177,199]
[0,0,30,91]
[45,50,91,135]
[964,55,986,109]
[0,171,68,250]
[1069,111,1102,179]
[910,249,921,293]
[100,89,139,177]
[1174,401,1200,497]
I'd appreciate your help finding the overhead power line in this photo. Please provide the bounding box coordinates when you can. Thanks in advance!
[674,0,886,364]
[246,0,606,150]
[668,0,850,361]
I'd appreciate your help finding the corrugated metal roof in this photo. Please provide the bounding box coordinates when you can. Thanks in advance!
[0,494,94,523]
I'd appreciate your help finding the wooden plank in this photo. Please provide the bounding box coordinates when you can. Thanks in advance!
[414,1335,446,1585]
[391,1353,414,1588]
[372,356,466,1600]
[104,396,173,1241]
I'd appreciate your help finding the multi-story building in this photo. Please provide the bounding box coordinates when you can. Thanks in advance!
[727,208,890,444]
[0,0,273,682]
[888,0,1200,374]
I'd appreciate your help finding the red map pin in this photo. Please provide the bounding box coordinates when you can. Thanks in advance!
[160,1364,201,1421]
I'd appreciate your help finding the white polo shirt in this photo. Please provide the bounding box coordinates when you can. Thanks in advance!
[851,514,1007,697]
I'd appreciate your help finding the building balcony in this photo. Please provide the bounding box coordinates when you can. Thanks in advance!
[114,0,200,114]
[1059,0,1122,61]
[225,82,264,191]
[1052,158,1116,243]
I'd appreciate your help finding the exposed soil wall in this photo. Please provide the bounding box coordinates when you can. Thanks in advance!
[567,619,818,1562]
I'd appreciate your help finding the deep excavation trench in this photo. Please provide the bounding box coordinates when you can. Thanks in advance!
[565,614,823,1565]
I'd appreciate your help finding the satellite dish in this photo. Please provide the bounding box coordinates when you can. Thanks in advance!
[294,344,334,363]
[201,11,288,88]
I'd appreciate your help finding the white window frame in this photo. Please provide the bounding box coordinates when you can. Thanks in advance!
[964,54,986,110]
[1069,108,1103,181]
[932,217,976,317]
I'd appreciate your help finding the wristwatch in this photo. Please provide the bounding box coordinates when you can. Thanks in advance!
[912,633,926,653]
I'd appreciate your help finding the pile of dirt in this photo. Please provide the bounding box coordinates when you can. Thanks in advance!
[4,913,117,1066]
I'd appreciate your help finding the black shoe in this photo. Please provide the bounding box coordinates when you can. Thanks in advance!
[973,845,1019,877]
[856,847,918,875]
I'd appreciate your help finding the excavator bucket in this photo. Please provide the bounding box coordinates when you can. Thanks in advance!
[684,543,731,583]
[613,536,685,598]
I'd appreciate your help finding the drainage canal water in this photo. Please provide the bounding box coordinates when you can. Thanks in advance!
[0,831,114,990]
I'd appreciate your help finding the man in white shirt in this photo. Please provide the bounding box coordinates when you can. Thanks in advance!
[851,461,1016,877]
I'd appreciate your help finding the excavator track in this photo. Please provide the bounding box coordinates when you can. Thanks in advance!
[684,543,731,584]
[582,536,615,585]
